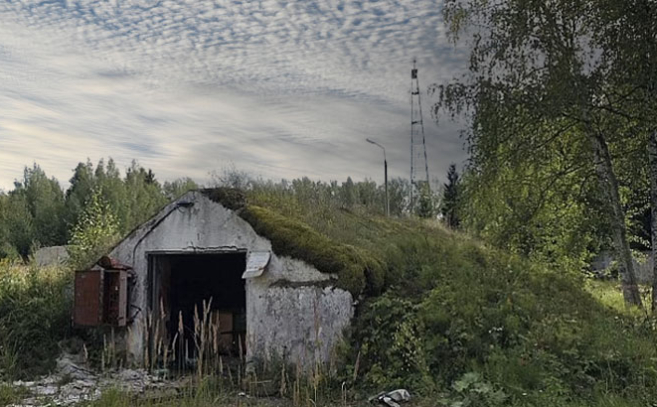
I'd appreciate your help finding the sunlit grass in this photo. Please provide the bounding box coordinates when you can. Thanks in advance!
[585,278,649,318]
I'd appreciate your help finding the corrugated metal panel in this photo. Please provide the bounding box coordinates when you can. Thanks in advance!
[74,270,102,326]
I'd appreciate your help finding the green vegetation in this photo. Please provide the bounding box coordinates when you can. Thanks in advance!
[200,187,246,211]
[0,171,655,407]
[0,159,191,261]
[435,0,657,307]
[68,188,121,269]
[238,187,657,406]
[440,164,460,229]
[0,159,654,407]
[240,204,385,296]
[83,380,327,407]
[0,383,29,405]
[0,259,71,379]
[0,162,656,407]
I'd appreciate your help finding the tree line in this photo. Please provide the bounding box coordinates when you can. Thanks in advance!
[0,159,198,260]
[0,159,453,262]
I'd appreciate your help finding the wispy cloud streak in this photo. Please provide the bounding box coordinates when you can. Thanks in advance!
[0,0,468,190]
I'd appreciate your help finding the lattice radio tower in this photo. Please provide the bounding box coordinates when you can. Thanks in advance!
[410,58,430,209]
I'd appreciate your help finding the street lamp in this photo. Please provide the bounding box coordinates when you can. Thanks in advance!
[366,138,389,217]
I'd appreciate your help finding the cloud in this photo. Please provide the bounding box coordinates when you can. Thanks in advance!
[0,0,469,190]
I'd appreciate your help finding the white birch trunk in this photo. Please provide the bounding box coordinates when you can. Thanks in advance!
[590,132,643,307]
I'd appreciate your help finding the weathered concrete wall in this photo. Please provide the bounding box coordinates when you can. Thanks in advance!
[246,256,354,366]
[34,246,69,267]
[106,190,353,367]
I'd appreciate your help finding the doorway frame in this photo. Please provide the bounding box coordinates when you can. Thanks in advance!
[145,248,248,364]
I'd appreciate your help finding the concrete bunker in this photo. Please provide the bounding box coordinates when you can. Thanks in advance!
[73,189,357,370]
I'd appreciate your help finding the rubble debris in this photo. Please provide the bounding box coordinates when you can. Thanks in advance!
[4,353,182,407]
[369,389,411,407]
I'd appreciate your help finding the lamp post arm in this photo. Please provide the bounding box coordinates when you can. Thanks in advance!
[366,138,389,217]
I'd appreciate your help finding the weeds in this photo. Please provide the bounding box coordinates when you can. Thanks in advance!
[0,259,71,379]
[0,383,29,405]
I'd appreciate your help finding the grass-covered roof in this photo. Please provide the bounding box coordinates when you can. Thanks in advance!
[202,187,387,296]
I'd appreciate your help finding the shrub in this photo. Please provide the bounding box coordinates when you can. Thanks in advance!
[0,259,72,379]
[67,188,119,270]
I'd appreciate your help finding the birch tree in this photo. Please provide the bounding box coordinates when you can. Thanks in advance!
[437,0,646,305]
[589,0,657,308]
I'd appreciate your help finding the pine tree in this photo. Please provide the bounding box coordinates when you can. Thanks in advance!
[441,164,460,228]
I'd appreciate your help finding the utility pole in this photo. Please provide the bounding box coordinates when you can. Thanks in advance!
[366,138,389,216]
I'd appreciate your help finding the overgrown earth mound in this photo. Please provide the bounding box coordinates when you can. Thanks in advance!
[242,188,657,406]
[1,187,656,406]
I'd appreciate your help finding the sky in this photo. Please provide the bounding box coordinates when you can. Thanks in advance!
[0,0,469,191]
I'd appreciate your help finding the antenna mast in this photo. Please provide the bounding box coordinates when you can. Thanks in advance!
[410,58,430,211]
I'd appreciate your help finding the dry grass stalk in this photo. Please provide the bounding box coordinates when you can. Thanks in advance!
[279,360,287,397]
[293,359,301,407]
[178,311,184,374]
[193,298,213,378]
[125,326,131,367]
[101,334,106,372]
[227,359,234,385]
[352,350,360,384]
[238,334,244,363]
[212,317,220,372]
[144,311,152,369]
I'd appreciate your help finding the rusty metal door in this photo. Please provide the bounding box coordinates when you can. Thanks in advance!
[74,270,103,326]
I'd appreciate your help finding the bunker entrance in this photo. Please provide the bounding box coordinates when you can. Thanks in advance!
[148,251,247,367]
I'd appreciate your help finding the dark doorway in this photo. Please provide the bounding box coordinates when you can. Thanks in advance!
[148,251,247,364]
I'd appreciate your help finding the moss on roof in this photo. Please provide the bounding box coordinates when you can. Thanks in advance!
[201,188,246,211]
[239,205,385,296]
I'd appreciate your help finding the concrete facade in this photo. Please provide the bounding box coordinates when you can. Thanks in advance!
[106,190,354,367]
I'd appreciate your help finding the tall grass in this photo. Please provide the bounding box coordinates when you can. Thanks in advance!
[128,291,351,406]
[0,258,72,379]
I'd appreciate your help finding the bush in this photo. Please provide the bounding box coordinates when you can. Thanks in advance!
[343,231,657,404]
[0,259,72,379]
[67,188,119,269]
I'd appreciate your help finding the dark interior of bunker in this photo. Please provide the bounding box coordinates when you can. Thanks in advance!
[148,252,247,362]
